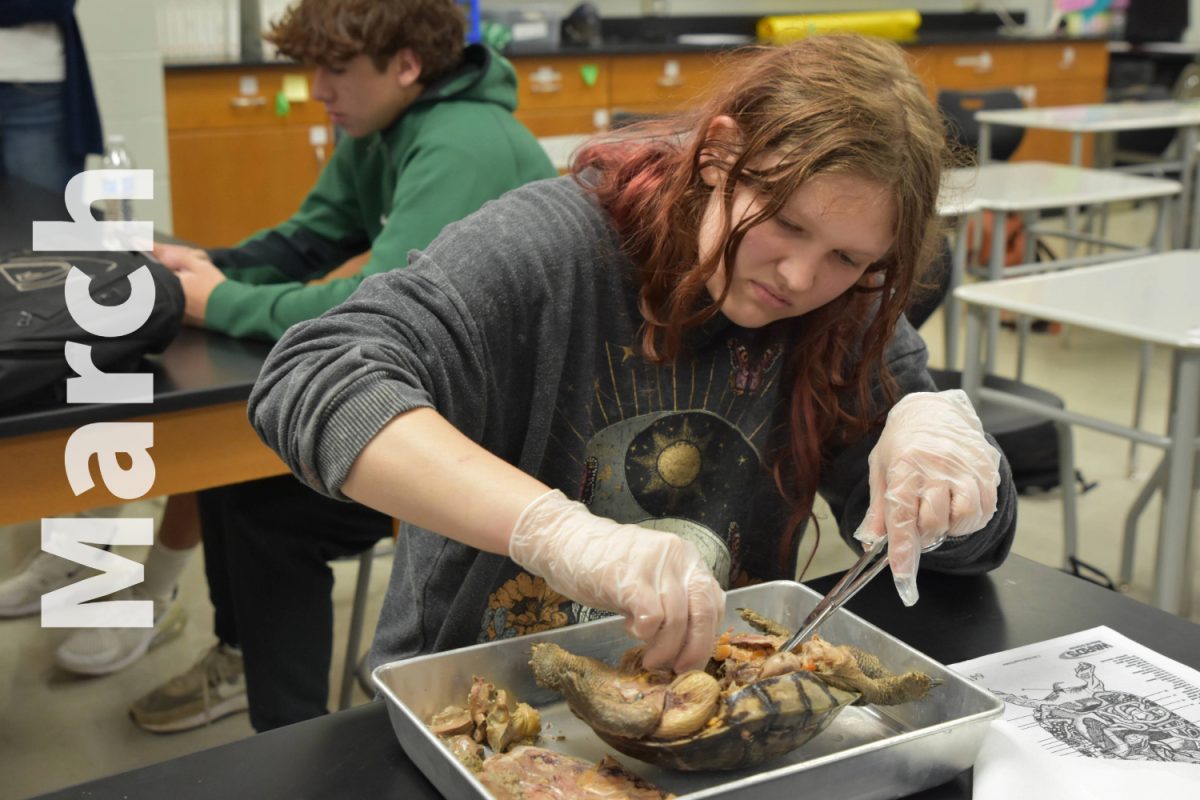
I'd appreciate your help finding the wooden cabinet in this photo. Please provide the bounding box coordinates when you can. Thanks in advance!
[1018,41,1108,163]
[165,67,332,247]
[916,40,1110,164]
[164,40,1111,240]
[511,56,609,137]
[510,52,725,136]
[608,54,721,117]
[512,40,1110,166]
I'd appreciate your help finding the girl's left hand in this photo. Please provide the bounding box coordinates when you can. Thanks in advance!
[856,389,1001,606]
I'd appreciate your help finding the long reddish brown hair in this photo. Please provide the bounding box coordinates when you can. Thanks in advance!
[574,34,950,569]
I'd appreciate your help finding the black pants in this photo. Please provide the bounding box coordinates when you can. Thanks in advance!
[198,475,391,731]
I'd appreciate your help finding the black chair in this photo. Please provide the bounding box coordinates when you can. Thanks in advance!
[1110,63,1200,169]
[937,88,1026,162]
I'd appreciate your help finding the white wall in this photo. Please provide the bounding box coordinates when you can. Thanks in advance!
[75,0,173,233]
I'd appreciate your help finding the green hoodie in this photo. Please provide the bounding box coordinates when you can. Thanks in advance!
[203,44,556,341]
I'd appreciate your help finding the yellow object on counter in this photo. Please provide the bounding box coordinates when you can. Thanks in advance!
[757,10,922,44]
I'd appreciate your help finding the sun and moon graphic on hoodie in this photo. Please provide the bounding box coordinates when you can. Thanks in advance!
[480,334,787,642]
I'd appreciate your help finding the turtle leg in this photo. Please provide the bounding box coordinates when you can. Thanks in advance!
[736,608,790,638]
[819,647,935,706]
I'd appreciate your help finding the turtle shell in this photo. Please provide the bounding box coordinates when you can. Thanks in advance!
[531,614,935,773]
[530,641,861,771]
[594,668,859,771]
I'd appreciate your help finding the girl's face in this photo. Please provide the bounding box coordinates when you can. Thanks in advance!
[700,171,895,329]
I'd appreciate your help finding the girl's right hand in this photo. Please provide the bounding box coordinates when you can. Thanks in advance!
[508,489,725,673]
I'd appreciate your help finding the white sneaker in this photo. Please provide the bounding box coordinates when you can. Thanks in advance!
[0,551,92,618]
[55,589,187,676]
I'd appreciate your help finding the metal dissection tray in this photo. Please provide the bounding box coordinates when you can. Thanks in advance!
[373,580,1002,799]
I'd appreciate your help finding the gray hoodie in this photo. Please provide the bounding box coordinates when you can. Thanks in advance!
[248,175,1016,667]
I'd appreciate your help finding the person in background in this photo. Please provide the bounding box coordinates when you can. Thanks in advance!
[0,0,155,633]
[249,35,1017,681]
[0,0,101,193]
[1,0,554,732]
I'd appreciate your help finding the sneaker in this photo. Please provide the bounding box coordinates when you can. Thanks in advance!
[55,589,187,676]
[130,643,248,733]
[0,551,92,618]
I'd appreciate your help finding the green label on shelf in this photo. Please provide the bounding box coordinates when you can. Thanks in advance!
[580,63,599,88]
[275,91,290,117]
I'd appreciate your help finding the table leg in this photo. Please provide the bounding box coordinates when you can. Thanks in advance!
[943,214,969,370]
[1127,342,1152,476]
[985,210,1007,373]
[1176,126,1198,249]
[1122,455,1168,586]
[962,307,984,404]
[1192,140,1200,250]
[978,122,992,167]
[1056,419,1079,571]
[1015,209,1039,380]
[1153,349,1200,614]
[1066,132,1084,259]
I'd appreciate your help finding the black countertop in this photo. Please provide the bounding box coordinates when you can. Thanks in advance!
[30,554,1200,799]
[0,175,270,439]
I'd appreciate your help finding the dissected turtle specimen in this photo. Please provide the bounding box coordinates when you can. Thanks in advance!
[477,745,674,800]
[427,676,542,755]
[427,679,674,799]
[530,609,935,771]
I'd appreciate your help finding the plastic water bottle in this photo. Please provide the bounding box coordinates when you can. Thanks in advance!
[101,134,135,222]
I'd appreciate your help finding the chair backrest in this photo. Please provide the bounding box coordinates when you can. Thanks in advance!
[905,236,953,332]
[937,88,1026,162]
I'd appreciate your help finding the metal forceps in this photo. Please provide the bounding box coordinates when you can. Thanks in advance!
[780,533,945,654]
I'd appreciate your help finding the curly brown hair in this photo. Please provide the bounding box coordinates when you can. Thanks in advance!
[264,0,465,84]
[574,34,953,569]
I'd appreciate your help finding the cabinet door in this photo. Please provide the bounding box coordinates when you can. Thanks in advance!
[168,125,331,247]
[1013,82,1108,165]
[510,56,609,112]
[515,108,606,138]
[934,44,1029,89]
[166,69,328,131]
[609,53,720,116]
[1024,41,1107,84]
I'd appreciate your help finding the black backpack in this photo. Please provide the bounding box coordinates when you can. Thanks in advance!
[0,249,184,414]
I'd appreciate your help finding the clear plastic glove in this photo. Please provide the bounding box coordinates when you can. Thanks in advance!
[855,389,1001,606]
[509,489,725,673]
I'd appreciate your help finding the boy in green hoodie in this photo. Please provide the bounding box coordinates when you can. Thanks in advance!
[49,0,554,732]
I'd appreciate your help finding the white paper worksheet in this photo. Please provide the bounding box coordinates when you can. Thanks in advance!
[952,626,1200,767]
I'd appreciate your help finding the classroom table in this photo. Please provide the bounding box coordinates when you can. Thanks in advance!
[937,161,1179,372]
[0,174,287,525]
[28,553,1200,800]
[956,252,1200,615]
[974,100,1200,248]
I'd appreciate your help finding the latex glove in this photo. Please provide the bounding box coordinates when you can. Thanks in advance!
[509,489,725,673]
[855,389,1001,606]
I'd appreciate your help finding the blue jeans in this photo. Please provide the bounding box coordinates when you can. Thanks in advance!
[0,81,83,195]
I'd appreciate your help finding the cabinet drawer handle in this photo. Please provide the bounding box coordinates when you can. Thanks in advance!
[230,96,268,108]
[953,51,993,73]
[529,67,563,94]
[657,59,684,88]
[1059,46,1076,70]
